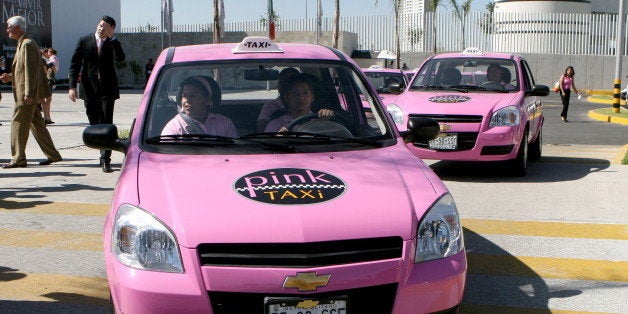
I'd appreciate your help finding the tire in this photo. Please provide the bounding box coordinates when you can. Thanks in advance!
[510,131,528,177]
[528,128,542,161]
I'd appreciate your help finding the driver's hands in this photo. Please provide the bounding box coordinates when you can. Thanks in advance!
[278,126,288,133]
[317,109,335,120]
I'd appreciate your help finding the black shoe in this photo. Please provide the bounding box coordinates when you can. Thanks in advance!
[102,163,113,173]
[39,158,62,165]
[2,162,26,169]
[45,119,55,125]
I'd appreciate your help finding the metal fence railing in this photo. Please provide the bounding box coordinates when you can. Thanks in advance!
[121,12,628,56]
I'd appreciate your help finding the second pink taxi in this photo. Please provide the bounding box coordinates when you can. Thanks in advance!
[83,37,466,313]
[388,48,550,176]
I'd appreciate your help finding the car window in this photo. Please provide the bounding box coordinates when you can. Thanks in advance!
[142,61,396,154]
[411,57,519,92]
[363,71,407,94]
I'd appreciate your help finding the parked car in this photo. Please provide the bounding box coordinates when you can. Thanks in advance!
[387,48,550,176]
[362,65,410,104]
[83,37,466,313]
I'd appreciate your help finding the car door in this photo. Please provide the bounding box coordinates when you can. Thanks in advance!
[520,59,543,140]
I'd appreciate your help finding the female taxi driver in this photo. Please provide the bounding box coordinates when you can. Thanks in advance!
[264,73,335,133]
[161,76,238,137]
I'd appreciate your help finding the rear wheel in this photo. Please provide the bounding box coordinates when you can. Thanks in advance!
[529,128,542,161]
[510,131,528,177]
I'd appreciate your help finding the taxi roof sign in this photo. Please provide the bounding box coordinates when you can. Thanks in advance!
[462,47,484,55]
[232,37,284,54]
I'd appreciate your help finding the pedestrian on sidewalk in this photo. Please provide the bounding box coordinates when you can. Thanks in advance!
[558,66,580,123]
[0,16,62,169]
[41,47,58,124]
[68,15,125,173]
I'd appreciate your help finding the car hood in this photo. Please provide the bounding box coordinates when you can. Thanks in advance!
[135,146,441,248]
[393,90,519,116]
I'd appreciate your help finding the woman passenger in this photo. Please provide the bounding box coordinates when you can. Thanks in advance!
[264,74,334,133]
[161,76,237,137]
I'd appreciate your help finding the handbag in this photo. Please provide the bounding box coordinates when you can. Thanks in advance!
[553,80,560,93]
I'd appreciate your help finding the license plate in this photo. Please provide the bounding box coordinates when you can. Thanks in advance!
[265,296,348,314]
[429,133,458,150]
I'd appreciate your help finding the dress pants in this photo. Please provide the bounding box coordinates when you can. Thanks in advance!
[84,90,115,165]
[560,89,571,118]
[10,101,61,165]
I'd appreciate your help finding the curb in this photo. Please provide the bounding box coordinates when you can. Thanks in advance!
[613,144,628,165]
[587,109,628,125]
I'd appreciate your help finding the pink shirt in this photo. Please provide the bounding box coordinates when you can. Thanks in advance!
[257,98,284,121]
[561,76,574,90]
[161,113,238,137]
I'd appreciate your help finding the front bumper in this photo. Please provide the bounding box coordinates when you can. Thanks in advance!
[107,241,467,313]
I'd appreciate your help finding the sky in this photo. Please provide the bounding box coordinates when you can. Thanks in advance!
[121,0,493,29]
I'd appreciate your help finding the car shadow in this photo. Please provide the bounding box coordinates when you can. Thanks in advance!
[0,181,112,209]
[460,228,582,312]
[428,157,610,183]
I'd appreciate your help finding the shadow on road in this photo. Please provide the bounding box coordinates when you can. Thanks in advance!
[461,229,582,312]
[429,158,610,183]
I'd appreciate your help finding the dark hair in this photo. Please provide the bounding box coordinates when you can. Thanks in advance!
[500,66,511,83]
[564,66,575,77]
[279,74,315,107]
[177,76,221,109]
[101,15,116,28]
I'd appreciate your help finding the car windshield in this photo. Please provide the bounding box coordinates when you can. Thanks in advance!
[410,57,519,92]
[142,60,396,154]
[363,71,407,94]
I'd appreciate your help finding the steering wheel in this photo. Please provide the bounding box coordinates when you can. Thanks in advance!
[286,113,353,137]
[479,81,505,90]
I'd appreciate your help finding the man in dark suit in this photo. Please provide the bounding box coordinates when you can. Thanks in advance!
[68,15,125,173]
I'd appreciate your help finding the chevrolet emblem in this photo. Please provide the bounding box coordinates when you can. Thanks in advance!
[439,123,452,132]
[283,272,331,292]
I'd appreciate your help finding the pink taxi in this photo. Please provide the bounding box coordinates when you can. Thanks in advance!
[83,37,466,313]
[388,48,550,176]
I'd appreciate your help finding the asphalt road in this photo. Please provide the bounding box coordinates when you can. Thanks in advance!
[0,90,626,313]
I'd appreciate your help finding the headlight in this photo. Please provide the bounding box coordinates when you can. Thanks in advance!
[489,105,520,127]
[415,194,464,263]
[386,103,404,124]
[112,204,184,273]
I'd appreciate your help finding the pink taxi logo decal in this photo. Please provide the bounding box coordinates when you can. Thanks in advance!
[428,95,470,103]
[234,168,346,205]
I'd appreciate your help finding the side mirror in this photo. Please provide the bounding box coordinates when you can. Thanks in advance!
[404,117,440,143]
[529,84,550,96]
[387,83,403,94]
[83,124,128,153]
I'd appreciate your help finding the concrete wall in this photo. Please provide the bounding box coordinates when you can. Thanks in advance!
[114,30,358,86]
[354,52,625,91]
[114,29,623,91]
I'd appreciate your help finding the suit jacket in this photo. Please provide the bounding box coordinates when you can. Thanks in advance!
[69,33,125,100]
[11,34,51,105]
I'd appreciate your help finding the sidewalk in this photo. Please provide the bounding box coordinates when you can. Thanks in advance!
[0,90,142,204]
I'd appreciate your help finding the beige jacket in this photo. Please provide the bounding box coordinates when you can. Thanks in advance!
[11,34,51,105]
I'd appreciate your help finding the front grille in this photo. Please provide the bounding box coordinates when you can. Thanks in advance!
[209,283,398,314]
[413,132,479,151]
[409,114,483,123]
[198,237,403,268]
[481,144,515,155]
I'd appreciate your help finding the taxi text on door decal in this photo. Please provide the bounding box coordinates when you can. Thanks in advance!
[428,95,471,103]
[234,168,346,205]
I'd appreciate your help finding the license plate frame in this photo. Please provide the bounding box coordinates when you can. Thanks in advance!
[264,296,348,314]
[428,133,458,150]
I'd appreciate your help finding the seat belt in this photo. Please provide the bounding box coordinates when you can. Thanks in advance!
[178,112,205,134]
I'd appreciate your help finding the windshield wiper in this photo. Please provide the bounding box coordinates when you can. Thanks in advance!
[243,132,383,148]
[145,134,235,145]
[411,85,445,91]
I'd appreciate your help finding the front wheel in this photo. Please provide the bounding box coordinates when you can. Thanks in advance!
[510,131,528,177]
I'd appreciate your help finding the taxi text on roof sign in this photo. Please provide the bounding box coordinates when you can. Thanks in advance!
[232,37,284,54]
